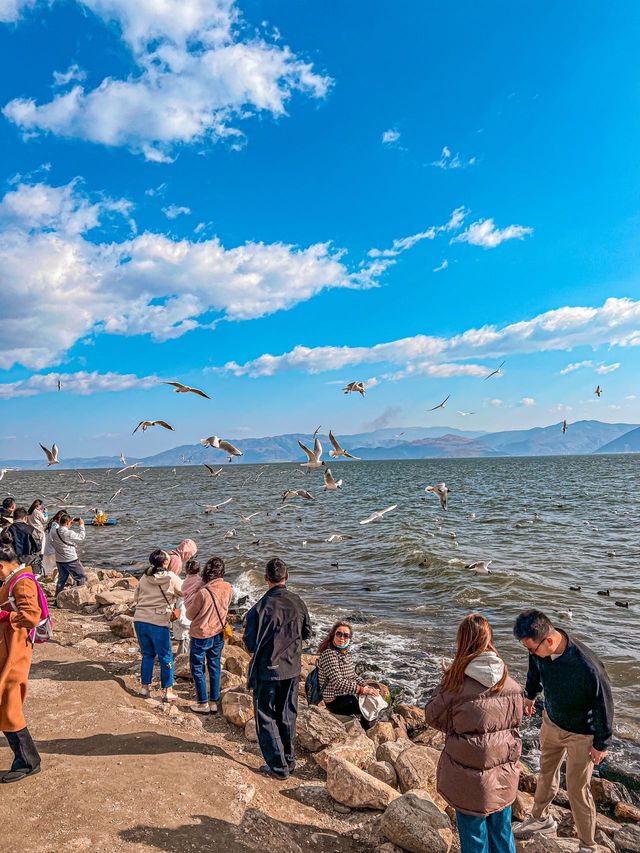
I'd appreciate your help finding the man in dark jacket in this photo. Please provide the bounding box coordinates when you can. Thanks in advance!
[513,610,613,852]
[244,557,312,780]
[7,508,41,568]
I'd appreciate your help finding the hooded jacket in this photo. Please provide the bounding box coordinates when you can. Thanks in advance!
[425,652,524,817]
[133,571,183,628]
[166,539,197,575]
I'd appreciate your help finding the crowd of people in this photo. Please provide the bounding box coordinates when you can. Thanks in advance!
[0,494,615,853]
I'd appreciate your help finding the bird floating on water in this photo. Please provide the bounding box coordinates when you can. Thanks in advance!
[558,609,573,620]
[569,585,581,592]
[466,560,492,575]
[359,504,397,525]
[40,442,59,466]
[326,533,353,543]
[426,482,449,510]
[133,420,174,434]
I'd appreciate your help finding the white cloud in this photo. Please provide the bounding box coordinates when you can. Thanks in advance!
[381,129,401,145]
[368,206,467,259]
[625,394,636,401]
[53,64,86,87]
[560,360,593,375]
[162,204,191,219]
[3,0,332,161]
[430,146,476,170]
[489,399,503,408]
[0,371,158,398]
[0,0,34,22]
[224,296,640,377]
[551,403,572,413]
[608,404,621,410]
[596,362,620,374]
[519,397,536,407]
[451,218,533,249]
[433,259,448,273]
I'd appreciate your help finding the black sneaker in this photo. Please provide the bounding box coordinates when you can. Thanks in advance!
[258,764,289,780]
[1,765,41,784]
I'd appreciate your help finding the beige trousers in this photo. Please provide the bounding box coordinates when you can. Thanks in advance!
[533,713,596,848]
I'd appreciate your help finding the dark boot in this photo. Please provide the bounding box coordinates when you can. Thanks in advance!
[2,728,41,783]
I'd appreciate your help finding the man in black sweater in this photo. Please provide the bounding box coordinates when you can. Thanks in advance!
[244,557,312,780]
[513,610,613,852]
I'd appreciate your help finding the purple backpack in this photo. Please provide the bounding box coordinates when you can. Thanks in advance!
[7,571,54,644]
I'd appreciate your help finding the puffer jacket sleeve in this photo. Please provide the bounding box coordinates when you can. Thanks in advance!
[424,685,452,732]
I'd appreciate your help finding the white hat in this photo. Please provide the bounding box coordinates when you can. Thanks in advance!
[358,692,389,722]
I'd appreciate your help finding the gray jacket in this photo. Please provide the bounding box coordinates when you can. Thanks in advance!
[50,525,86,562]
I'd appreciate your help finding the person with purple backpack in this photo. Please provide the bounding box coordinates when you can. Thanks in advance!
[0,538,49,782]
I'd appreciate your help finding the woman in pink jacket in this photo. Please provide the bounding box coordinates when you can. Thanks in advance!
[185,556,232,715]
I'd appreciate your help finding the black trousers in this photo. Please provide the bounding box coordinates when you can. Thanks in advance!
[253,677,298,776]
[325,694,371,729]
[3,727,41,772]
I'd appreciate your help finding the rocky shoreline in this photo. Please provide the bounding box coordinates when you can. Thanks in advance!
[44,568,640,853]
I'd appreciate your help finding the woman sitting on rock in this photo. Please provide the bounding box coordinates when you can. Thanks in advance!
[185,556,233,715]
[425,613,524,853]
[133,549,183,702]
[0,539,42,782]
[317,621,379,729]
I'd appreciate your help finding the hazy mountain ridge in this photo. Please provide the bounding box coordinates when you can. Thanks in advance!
[2,420,639,469]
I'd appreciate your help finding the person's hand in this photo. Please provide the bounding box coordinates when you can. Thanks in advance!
[524,698,536,717]
[78,519,85,526]
[590,747,607,765]
[359,685,379,696]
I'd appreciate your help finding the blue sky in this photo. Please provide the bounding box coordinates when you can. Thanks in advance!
[2,1,640,458]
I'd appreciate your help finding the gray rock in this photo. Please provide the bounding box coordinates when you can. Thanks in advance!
[109,614,136,639]
[296,706,347,753]
[326,755,401,810]
[615,826,640,853]
[56,585,96,611]
[368,760,398,789]
[380,790,453,853]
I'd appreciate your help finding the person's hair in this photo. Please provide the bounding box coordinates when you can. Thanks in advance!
[27,499,43,515]
[146,549,168,575]
[46,509,66,532]
[513,610,554,643]
[0,540,18,565]
[202,556,225,583]
[13,507,28,521]
[441,613,508,694]
[317,621,354,655]
[265,556,288,584]
[185,558,201,576]
[58,513,72,526]
[2,497,15,510]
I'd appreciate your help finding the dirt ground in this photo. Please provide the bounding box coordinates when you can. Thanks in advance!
[1,612,379,853]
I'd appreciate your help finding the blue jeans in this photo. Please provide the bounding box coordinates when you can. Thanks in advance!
[189,633,224,703]
[456,806,516,853]
[134,621,174,688]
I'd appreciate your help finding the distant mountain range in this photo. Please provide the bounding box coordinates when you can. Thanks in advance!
[2,420,639,470]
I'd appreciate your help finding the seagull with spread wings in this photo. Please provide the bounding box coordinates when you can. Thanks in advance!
[595,385,603,398]
[40,442,59,466]
[359,504,398,525]
[426,482,449,510]
[161,380,210,399]
[343,381,366,396]
[200,436,243,462]
[323,469,343,491]
[133,420,174,434]
[429,395,450,411]
[202,498,234,513]
[76,471,100,486]
[484,361,505,381]
[328,430,360,459]
[203,463,224,478]
[298,437,325,469]
[282,488,315,502]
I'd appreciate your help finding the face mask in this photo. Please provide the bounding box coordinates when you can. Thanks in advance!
[333,637,350,650]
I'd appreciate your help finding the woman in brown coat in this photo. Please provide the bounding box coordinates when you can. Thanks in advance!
[0,540,42,782]
[425,614,524,853]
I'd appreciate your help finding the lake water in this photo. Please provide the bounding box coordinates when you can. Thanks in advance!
[5,454,639,772]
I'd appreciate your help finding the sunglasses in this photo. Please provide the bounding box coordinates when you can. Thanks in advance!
[335,631,351,639]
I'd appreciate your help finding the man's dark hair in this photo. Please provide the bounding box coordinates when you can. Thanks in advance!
[513,609,554,642]
[13,507,28,521]
[265,556,288,584]
[2,497,15,510]
[58,513,72,526]
[202,556,225,583]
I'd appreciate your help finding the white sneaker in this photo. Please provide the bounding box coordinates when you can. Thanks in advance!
[513,815,558,839]
[140,685,151,697]
[164,687,178,702]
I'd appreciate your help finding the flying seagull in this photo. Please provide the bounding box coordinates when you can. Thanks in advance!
[328,430,360,460]
[203,463,223,478]
[161,380,210,399]
[109,488,122,502]
[121,474,143,481]
[119,452,126,466]
[457,411,475,417]
[562,419,568,434]
[76,471,100,486]
[200,436,243,462]
[202,498,234,513]
[118,463,140,475]
[359,504,398,525]
[298,437,325,469]
[429,395,450,411]
[40,442,59,466]
[323,469,343,491]
[312,425,322,439]
[57,379,62,391]
[343,381,366,397]
[239,512,261,524]
[595,386,603,398]
[133,420,174,434]
[426,482,449,510]
[282,489,315,502]
[484,361,506,381]
[466,560,492,575]
[0,468,18,481]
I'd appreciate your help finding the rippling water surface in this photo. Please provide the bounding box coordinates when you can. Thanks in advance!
[7,454,640,769]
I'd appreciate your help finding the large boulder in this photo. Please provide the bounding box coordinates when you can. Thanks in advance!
[113,576,139,590]
[56,586,96,611]
[395,746,438,794]
[368,760,398,789]
[296,706,347,753]
[615,825,640,853]
[84,568,102,590]
[395,703,426,730]
[220,670,244,692]
[326,755,400,810]
[519,837,582,853]
[221,689,254,727]
[377,738,414,766]
[380,790,453,853]
[109,614,136,639]
[366,721,396,748]
[174,654,192,679]
[412,727,446,749]
[315,732,376,772]
[95,589,136,607]
[223,645,251,677]
[615,803,640,823]
[512,791,535,821]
